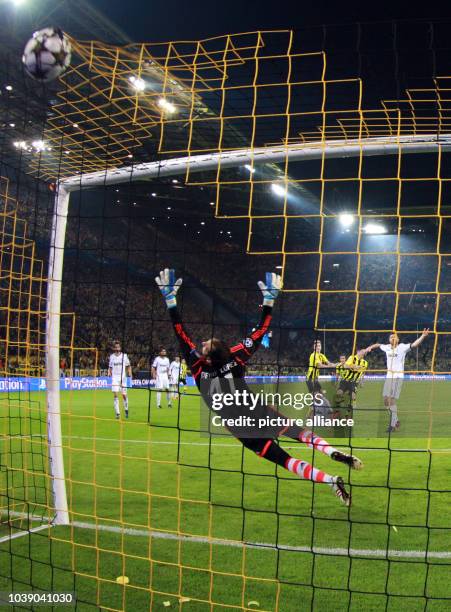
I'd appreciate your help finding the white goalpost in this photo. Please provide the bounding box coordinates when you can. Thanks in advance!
[45,133,451,524]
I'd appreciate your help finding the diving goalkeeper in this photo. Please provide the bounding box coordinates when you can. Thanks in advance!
[155,269,364,506]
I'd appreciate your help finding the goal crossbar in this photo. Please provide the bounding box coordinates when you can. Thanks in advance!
[61,133,451,191]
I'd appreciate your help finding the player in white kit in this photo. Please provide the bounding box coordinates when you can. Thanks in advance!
[152,348,172,408]
[108,341,132,419]
[367,328,429,432]
[169,356,181,402]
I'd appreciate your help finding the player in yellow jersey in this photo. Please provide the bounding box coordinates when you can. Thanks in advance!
[306,340,337,394]
[335,348,369,412]
[335,355,347,387]
[180,358,188,394]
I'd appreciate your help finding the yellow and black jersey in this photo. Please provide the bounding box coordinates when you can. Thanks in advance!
[336,364,347,379]
[342,355,368,383]
[180,362,188,379]
[307,352,328,380]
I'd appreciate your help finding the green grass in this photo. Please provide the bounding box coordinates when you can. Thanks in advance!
[0,381,450,611]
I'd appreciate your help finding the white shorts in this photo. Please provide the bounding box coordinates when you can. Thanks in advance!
[170,376,179,386]
[155,375,170,390]
[383,378,403,400]
[112,379,127,394]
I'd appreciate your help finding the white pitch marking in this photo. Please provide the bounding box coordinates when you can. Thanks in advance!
[10,433,451,452]
[2,511,450,560]
[0,523,53,544]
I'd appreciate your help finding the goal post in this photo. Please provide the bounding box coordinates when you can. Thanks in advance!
[45,132,450,523]
[45,184,70,526]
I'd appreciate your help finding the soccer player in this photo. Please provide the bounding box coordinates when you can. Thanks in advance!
[169,356,181,401]
[335,348,369,413]
[367,329,430,432]
[180,358,188,394]
[156,268,364,507]
[152,348,172,408]
[306,340,337,394]
[108,341,131,419]
[335,355,347,385]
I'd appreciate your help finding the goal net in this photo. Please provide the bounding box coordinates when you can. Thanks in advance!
[0,22,450,611]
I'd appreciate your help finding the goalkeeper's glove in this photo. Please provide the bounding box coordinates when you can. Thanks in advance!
[257,272,282,307]
[155,268,182,309]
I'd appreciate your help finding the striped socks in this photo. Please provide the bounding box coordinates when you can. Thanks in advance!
[285,457,334,484]
[299,430,336,457]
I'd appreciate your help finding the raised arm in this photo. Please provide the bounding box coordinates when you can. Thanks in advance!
[155,268,199,365]
[411,328,430,349]
[365,343,381,353]
[230,273,281,363]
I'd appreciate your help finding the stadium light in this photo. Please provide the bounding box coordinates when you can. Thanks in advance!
[244,164,256,174]
[364,223,387,234]
[13,140,27,150]
[129,76,145,92]
[32,140,46,152]
[339,213,354,228]
[158,98,176,113]
[271,183,287,197]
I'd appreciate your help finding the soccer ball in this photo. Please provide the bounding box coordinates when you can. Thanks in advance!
[22,27,71,83]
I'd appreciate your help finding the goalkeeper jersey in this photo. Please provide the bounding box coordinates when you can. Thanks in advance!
[307,352,328,380]
[342,355,368,383]
[169,305,272,387]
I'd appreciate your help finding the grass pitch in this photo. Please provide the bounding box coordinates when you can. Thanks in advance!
[0,381,450,611]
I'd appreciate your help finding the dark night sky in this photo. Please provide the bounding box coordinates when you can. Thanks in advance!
[94,0,450,43]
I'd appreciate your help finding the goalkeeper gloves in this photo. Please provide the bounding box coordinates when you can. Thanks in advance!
[155,268,182,309]
[258,272,282,307]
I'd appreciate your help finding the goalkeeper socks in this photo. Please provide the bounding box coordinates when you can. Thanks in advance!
[114,397,120,417]
[389,404,398,427]
[244,439,333,485]
[299,430,336,457]
[285,457,334,484]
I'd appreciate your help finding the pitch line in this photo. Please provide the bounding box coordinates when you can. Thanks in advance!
[0,523,53,544]
[10,433,451,452]
[3,511,450,560]
[71,521,451,560]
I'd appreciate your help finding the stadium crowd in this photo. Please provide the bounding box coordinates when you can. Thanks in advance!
[3,182,450,377]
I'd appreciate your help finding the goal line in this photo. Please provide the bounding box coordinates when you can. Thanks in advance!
[2,511,449,560]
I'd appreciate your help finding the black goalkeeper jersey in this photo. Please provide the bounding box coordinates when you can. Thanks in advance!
[168,305,272,387]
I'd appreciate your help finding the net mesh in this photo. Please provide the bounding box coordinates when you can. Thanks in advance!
[0,22,450,611]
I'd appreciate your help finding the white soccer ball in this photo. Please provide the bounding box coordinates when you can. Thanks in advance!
[22,27,71,83]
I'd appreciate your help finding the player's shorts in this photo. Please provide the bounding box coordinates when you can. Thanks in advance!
[170,376,179,386]
[155,375,170,390]
[112,379,127,394]
[383,378,403,400]
[306,378,322,394]
[338,379,357,395]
